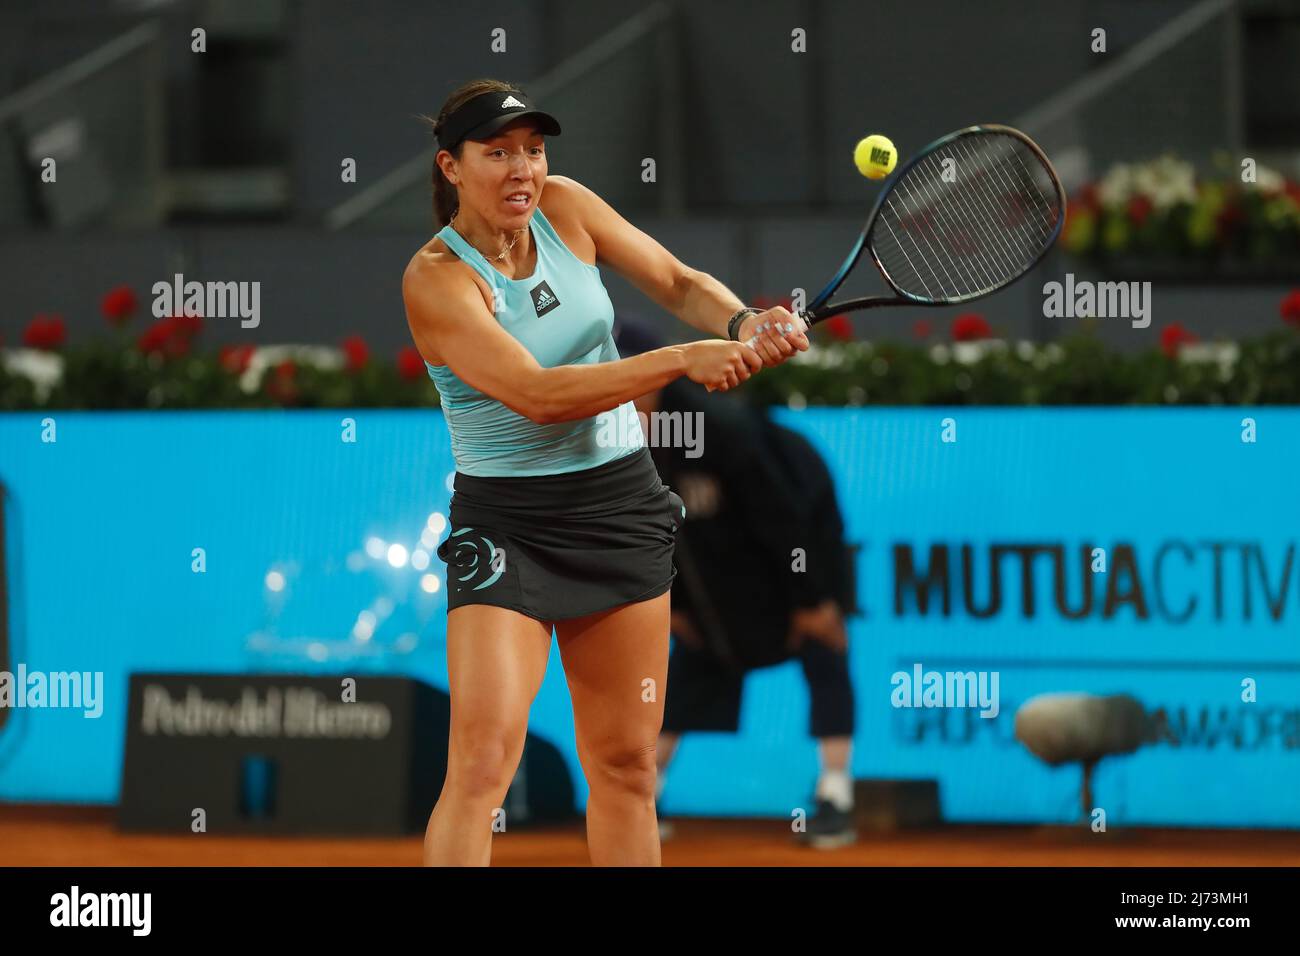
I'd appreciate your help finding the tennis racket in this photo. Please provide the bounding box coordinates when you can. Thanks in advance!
[745,123,1065,349]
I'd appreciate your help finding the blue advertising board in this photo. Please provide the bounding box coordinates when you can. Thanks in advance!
[1,408,1296,826]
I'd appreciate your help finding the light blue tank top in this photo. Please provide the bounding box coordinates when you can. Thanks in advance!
[425,205,645,477]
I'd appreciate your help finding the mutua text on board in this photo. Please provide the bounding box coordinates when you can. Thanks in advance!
[891,540,1298,622]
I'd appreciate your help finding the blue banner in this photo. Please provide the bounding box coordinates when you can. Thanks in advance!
[1,409,1296,827]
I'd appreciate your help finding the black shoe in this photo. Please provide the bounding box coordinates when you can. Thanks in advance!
[797,798,856,849]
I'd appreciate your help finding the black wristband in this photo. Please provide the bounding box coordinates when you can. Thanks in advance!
[726,307,762,341]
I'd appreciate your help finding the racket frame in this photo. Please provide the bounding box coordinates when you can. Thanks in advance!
[804,123,1067,324]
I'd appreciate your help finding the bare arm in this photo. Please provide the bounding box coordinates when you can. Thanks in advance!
[402,258,691,425]
[554,174,810,353]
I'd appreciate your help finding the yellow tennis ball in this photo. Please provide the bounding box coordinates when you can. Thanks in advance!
[854,134,897,179]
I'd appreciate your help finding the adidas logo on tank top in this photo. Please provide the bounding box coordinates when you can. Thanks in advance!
[530,280,561,317]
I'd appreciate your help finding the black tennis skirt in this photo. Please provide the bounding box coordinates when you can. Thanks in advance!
[436,446,686,622]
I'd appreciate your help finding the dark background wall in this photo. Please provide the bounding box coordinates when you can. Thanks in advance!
[1,0,1295,353]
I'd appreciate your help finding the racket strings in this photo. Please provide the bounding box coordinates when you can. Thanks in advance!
[870,131,1062,302]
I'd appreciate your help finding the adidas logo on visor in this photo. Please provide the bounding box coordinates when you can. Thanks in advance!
[501,95,526,109]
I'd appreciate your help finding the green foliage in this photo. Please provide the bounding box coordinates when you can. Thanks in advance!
[1062,156,1300,267]
[741,331,1300,407]
[10,330,1298,410]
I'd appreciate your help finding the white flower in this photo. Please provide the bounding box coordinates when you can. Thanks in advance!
[1101,156,1196,211]
[793,340,873,369]
[1098,163,1135,206]
[1178,341,1239,381]
[1,348,64,402]
[1133,164,1160,197]
[1247,165,1286,195]
[953,340,1006,365]
[1148,167,1196,210]
[1164,164,1197,206]
[239,344,346,394]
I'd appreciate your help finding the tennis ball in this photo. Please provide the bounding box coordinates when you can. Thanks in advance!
[854,134,897,179]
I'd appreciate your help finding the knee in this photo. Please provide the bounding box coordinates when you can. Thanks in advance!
[584,741,659,798]
[446,732,520,800]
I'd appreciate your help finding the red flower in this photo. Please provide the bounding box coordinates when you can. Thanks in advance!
[951,313,992,341]
[1075,183,1101,211]
[219,344,256,374]
[1214,202,1245,241]
[23,314,66,350]
[101,285,138,326]
[1280,289,1300,329]
[912,319,932,340]
[137,314,200,358]
[164,331,192,358]
[1285,181,1300,206]
[824,313,853,341]
[265,359,299,404]
[342,335,369,372]
[137,318,171,355]
[1126,194,1154,227]
[397,346,427,381]
[1160,322,1198,358]
[174,312,203,337]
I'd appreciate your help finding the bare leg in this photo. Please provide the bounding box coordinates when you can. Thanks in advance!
[424,605,552,866]
[556,592,671,866]
[818,736,852,775]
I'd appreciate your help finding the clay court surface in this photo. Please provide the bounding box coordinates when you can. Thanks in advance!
[3,804,1297,866]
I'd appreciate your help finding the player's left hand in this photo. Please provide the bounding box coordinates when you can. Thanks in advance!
[785,599,848,654]
[739,307,810,368]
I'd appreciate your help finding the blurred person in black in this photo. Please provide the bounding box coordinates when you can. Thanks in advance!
[613,318,860,848]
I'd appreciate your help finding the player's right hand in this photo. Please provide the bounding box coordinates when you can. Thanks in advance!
[684,339,764,392]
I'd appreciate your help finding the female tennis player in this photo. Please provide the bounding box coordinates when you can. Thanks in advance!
[402,78,810,866]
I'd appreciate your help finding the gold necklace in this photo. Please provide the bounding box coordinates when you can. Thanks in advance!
[449,211,525,263]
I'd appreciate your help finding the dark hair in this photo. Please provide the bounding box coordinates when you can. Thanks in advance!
[418,78,518,230]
